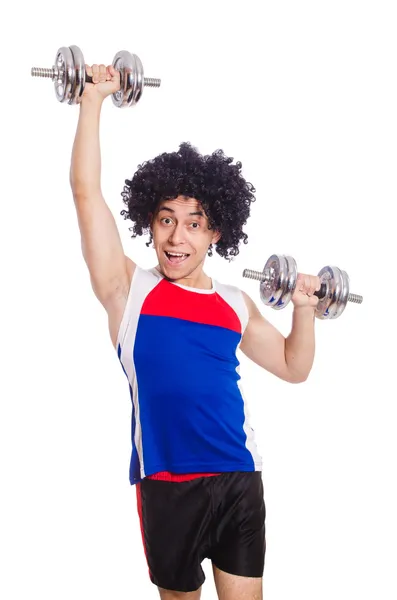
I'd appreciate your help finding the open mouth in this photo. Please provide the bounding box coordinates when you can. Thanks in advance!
[164,251,190,265]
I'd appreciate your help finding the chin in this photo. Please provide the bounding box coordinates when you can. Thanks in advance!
[159,253,197,281]
[161,264,189,281]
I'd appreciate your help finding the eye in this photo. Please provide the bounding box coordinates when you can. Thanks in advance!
[190,222,200,229]
[161,217,173,225]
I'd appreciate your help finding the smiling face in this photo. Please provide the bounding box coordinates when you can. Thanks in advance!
[151,196,221,287]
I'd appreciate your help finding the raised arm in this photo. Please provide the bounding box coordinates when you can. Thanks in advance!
[69,64,135,345]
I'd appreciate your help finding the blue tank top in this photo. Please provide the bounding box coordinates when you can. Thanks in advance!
[116,266,262,485]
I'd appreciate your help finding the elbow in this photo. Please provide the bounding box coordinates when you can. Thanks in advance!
[70,176,82,199]
[286,370,311,384]
[291,375,309,384]
[70,180,88,199]
[71,185,100,204]
[69,166,81,193]
[284,355,313,384]
[69,171,98,198]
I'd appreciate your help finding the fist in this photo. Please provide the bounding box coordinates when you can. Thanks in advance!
[83,64,121,101]
[291,273,321,309]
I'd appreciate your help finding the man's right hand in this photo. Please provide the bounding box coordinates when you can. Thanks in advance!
[83,64,121,102]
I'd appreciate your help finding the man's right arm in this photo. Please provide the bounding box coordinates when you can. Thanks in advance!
[70,86,135,342]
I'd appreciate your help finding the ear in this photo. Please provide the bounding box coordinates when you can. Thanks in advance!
[211,230,221,245]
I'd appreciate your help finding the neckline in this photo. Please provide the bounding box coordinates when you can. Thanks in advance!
[151,267,216,295]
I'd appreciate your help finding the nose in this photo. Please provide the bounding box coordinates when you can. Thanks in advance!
[168,222,186,246]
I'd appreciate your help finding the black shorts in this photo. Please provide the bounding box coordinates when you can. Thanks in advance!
[136,471,266,593]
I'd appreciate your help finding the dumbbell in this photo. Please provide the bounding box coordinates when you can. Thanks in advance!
[31,45,161,107]
[243,254,363,320]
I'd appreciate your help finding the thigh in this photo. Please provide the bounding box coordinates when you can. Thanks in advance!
[209,472,266,579]
[158,586,202,600]
[137,477,213,593]
[212,564,262,600]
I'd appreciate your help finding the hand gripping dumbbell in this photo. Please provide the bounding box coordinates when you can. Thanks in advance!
[243,254,363,320]
[31,45,161,107]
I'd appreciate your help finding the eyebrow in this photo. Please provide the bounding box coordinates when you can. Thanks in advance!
[158,206,204,218]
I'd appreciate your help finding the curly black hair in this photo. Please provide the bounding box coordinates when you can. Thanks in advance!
[120,142,256,260]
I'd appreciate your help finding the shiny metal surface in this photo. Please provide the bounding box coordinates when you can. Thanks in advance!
[54,46,75,103]
[315,266,363,319]
[259,255,282,307]
[315,266,344,319]
[347,292,363,304]
[315,266,363,320]
[243,256,363,320]
[112,51,143,108]
[69,45,85,104]
[144,77,161,87]
[252,254,297,309]
[31,45,161,107]
[275,255,297,309]
[31,67,57,78]
[242,269,270,282]
[260,255,297,310]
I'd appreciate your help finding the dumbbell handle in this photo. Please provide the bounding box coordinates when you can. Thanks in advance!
[243,269,363,304]
[315,284,326,299]
[31,66,161,88]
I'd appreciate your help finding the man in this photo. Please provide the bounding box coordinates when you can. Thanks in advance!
[70,62,320,600]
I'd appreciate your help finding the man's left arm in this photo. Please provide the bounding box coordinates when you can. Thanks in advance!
[239,273,320,384]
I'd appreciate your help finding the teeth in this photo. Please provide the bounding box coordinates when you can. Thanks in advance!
[167,252,187,257]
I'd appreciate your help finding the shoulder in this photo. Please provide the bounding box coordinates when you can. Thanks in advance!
[215,277,256,318]
[214,278,244,302]
[240,289,260,318]
[115,260,162,320]
[213,278,258,333]
[126,260,163,288]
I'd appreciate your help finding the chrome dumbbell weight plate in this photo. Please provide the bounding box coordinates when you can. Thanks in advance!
[112,51,144,108]
[315,266,350,320]
[259,254,297,309]
[53,46,76,103]
[69,45,85,104]
[32,46,160,107]
[244,257,363,319]
[31,45,86,105]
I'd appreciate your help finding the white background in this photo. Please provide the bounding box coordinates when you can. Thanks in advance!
[1,1,396,598]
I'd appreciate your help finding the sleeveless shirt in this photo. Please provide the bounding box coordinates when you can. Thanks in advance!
[116,265,262,485]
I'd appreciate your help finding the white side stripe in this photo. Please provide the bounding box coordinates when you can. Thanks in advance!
[117,266,162,479]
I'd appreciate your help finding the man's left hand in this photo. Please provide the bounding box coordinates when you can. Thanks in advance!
[291,273,321,309]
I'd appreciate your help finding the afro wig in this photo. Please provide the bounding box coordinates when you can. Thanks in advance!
[120,142,256,260]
